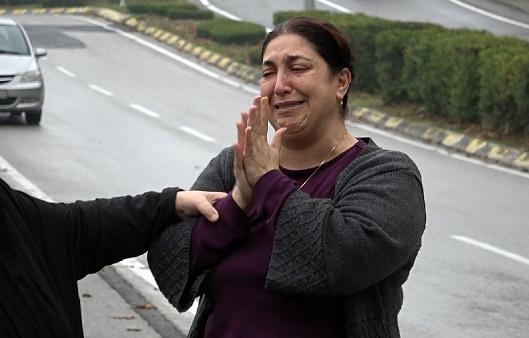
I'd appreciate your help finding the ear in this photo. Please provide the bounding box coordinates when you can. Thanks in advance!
[335,68,352,101]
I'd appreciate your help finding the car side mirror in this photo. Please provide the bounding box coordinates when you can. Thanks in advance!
[35,48,47,58]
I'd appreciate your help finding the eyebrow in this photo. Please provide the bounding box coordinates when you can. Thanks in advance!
[262,54,311,67]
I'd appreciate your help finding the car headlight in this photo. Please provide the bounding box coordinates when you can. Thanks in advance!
[21,69,42,83]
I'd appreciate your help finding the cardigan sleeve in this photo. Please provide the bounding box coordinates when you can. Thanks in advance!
[265,148,426,296]
[148,147,237,311]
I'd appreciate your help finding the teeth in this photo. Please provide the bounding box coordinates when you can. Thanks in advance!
[276,101,302,109]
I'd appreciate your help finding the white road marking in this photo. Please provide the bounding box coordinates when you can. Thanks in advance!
[242,84,258,93]
[199,0,273,32]
[452,235,529,267]
[317,0,352,13]
[0,155,52,202]
[448,0,529,30]
[180,126,216,143]
[89,84,114,96]
[56,66,76,77]
[129,103,160,118]
[199,0,242,21]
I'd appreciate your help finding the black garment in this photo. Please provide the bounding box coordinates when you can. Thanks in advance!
[0,178,179,337]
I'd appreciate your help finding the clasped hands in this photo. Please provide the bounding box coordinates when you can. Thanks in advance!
[232,96,287,210]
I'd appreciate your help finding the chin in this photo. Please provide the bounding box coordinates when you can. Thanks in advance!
[283,123,305,136]
[275,117,298,128]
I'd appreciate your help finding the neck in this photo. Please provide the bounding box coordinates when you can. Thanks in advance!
[279,129,356,170]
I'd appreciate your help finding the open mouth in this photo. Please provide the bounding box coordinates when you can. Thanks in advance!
[274,101,304,110]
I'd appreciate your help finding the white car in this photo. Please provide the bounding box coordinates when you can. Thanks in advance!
[0,18,47,125]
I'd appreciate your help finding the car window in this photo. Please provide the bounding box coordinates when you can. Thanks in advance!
[0,24,30,55]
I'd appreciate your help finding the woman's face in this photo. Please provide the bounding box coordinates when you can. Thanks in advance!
[260,33,349,138]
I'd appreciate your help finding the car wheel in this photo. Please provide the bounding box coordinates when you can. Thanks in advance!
[25,110,42,125]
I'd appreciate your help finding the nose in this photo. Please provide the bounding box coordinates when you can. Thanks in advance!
[273,69,292,96]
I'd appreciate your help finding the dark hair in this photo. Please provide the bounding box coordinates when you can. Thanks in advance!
[261,17,355,118]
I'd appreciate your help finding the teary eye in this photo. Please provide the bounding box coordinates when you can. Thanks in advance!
[261,68,275,78]
[291,64,308,73]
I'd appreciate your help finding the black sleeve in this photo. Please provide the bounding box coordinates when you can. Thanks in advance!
[14,186,180,279]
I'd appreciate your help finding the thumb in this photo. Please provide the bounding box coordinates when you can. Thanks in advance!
[271,127,287,149]
[201,191,226,222]
[199,202,220,222]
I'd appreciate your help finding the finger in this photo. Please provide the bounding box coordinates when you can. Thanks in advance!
[260,96,271,129]
[252,96,266,132]
[247,104,258,130]
[205,191,227,202]
[236,120,245,149]
[244,126,254,158]
[241,111,249,128]
[233,142,244,177]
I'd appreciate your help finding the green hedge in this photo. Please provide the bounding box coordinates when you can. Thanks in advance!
[248,45,262,66]
[197,18,266,45]
[478,42,529,134]
[127,2,213,20]
[401,29,463,117]
[0,0,41,5]
[0,0,88,5]
[42,0,86,6]
[375,24,443,104]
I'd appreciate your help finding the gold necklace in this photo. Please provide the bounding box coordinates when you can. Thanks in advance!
[299,131,349,189]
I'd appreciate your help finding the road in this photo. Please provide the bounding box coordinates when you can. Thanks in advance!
[194,0,529,40]
[0,3,528,337]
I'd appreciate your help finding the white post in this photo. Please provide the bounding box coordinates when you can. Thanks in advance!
[304,0,315,10]
[119,0,126,7]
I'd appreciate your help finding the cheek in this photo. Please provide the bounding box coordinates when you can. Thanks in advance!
[260,81,274,97]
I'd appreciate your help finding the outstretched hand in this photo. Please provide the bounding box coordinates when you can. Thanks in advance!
[175,190,227,222]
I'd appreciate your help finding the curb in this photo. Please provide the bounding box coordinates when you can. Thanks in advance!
[2,6,528,173]
[351,108,529,171]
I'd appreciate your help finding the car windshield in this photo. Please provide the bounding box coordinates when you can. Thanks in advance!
[0,24,30,55]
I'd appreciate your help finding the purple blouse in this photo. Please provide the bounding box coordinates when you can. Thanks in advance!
[190,140,366,338]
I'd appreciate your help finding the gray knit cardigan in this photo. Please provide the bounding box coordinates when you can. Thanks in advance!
[148,138,426,338]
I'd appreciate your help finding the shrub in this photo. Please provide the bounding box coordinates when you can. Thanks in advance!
[0,0,42,5]
[127,2,213,20]
[248,44,262,66]
[375,23,442,104]
[197,19,266,45]
[401,29,460,116]
[478,41,529,134]
[41,0,87,6]
[443,31,498,122]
